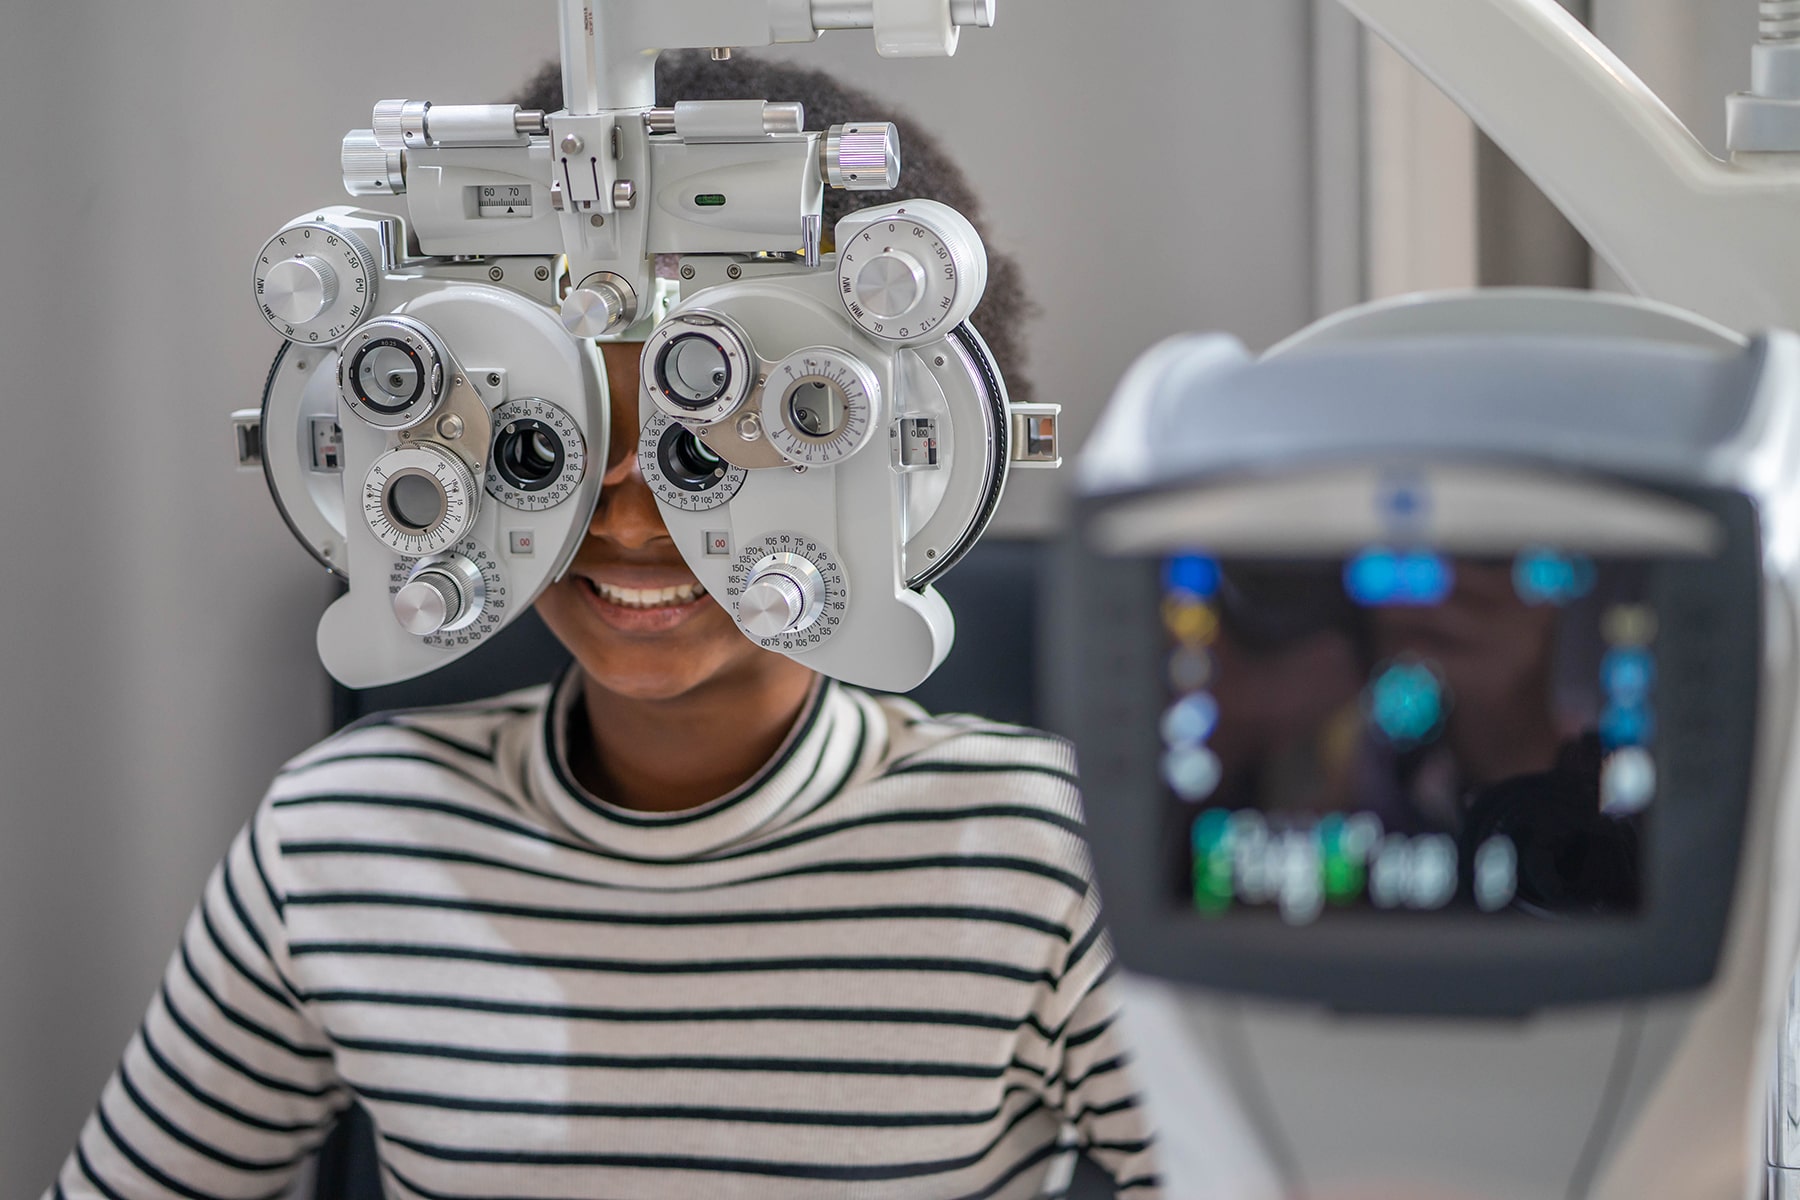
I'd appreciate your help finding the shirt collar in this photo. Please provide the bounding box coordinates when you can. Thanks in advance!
[528,667,872,860]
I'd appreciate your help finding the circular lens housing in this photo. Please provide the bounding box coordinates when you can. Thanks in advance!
[641,313,756,426]
[658,425,729,492]
[483,398,588,513]
[386,471,446,530]
[494,418,565,492]
[657,335,732,409]
[357,342,424,411]
[761,346,881,467]
[363,443,478,556]
[786,380,848,438]
[340,316,446,429]
[636,409,747,513]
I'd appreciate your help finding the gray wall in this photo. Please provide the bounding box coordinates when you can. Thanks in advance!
[0,4,554,1190]
[0,1,1316,1193]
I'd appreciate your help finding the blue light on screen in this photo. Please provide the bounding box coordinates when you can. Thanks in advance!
[1345,548,1453,606]
[1164,554,1221,599]
[1513,547,1596,606]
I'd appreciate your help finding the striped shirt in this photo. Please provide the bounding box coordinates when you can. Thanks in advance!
[50,674,1161,1199]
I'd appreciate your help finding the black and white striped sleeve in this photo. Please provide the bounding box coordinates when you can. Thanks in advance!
[1040,886,1164,1197]
[48,803,347,1199]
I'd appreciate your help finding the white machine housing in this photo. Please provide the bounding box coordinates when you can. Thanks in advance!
[1065,290,1800,1199]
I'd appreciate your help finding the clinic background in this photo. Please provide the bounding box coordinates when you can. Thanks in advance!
[0,0,1758,1190]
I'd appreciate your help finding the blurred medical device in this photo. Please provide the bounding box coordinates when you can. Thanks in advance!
[1056,1,1800,1195]
[233,0,1056,692]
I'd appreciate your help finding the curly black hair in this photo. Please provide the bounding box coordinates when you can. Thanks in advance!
[517,52,1033,403]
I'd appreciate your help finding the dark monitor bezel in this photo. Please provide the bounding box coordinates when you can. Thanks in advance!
[1061,472,1760,1017]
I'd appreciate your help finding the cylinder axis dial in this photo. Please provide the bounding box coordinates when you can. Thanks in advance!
[393,553,487,636]
[761,347,882,467]
[835,200,987,346]
[726,533,848,652]
[486,398,588,511]
[254,220,377,345]
[363,443,479,556]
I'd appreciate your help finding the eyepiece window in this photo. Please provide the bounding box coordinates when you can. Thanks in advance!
[657,334,732,409]
[493,419,565,492]
[786,379,848,439]
[657,424,730,493]
[386,471,446,532]
[353,340,427,413]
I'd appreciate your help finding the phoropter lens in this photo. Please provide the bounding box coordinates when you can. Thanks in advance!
[657,425,729,493]
[386,472,445,531]
[493,419,566,492]
[786,379,847,438]
[351,339,427,413]
[657,334,732,409]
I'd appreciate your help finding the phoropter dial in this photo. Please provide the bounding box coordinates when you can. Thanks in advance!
[253,219,378,345]
[639,409,747,512]
[363,443,479,556]
[642,312,757,426]
[835,200,987,346]
[727,533,849,652]
[486,398,587,511]
[761,347,882,467]
[339,316,446,430]
[392,553,487,636]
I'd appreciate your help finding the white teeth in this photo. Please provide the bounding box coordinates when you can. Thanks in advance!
[590,580,707,609]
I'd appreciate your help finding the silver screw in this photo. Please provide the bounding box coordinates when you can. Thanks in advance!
[488,266,504,281]
[534,265,551,281]
[486,372,501,387]
[711,47,733,61]
[560,133,584,155]
[927,548,938,558]
[680,264,696,281]
[726,264,743,280]
[590,213,605,228]
[934,356,946,367]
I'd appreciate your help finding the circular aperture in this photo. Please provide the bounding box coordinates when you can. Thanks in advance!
[656,334,731,409]
[351,339,427,413]
[494,419,565,492]
[786,379,848,439]
[386,471,446,531]
[658,425,729,492]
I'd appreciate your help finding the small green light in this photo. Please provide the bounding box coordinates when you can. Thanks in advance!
[694,193,728,208]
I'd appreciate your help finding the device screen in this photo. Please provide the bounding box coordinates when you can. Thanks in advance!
[1161,548,1657,921]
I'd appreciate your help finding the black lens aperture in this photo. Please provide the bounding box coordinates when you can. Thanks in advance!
[494,419,566,492]
[657,424,728,493]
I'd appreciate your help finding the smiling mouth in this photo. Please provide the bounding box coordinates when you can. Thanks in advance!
[580,579,709,609]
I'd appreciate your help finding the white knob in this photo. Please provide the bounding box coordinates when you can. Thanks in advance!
[854,252,925,318]
[392,554,488,636]
[560,279,631,338]
[823,123,901,190]
[263,256,339,326]
[739,572,807,638]
[393,571,462,635]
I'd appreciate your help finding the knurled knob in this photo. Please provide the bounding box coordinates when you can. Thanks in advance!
[823,123,901,191]
[342,129,407,196]
[738,571,812,638]
[263,256,340,326]
[560,275,636,338]
[393,569,464,636]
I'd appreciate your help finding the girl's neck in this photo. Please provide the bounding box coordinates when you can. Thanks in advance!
[569,662,819,813]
